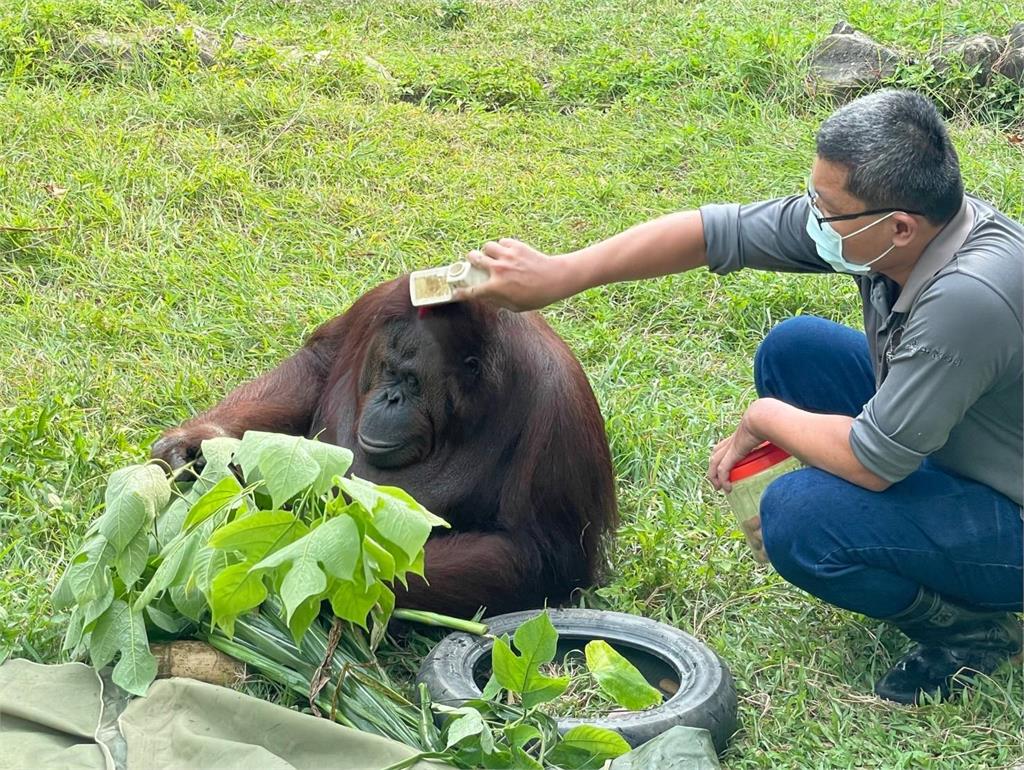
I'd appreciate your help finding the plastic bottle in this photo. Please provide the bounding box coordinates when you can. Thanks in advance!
[409,260,491,307]
[725,442,804,563]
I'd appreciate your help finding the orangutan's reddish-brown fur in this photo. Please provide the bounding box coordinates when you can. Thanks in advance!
[152,276,616,618]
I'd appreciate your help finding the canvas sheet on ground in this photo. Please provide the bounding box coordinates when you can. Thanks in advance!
[0,659,720,770]
[0,659,450,770]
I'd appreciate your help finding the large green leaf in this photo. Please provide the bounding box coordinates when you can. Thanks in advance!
[279,556,327,624]
[303,441,354,496]
[328,574,381,629]
[513,611,559,666]
[340,477,448,561]
[184,475,246,530]
[111,605,157,696]
[231,431,279,478]
[81,581,115,627]
[99,464,170,553]
[114,527,150,588]
[234,431,353,506]
[191,545,232,596]
[585,640,662,711]
[445,708,494,753]
[210,561,268,636]
[339,477,447,581]
[169,582,208,622]
[208,510,308,560]
[546,725,630,769]
[89,599,131,670]
[234,431,326,508]
[133,530,200,611]
[259,441,320,509]
[200,436,241,472]
[286,595,323,643]
[252,515,360,582]
[146,602,192,634]
[490,613,568,708]
[62,535,114,605]
[491,643,567,709]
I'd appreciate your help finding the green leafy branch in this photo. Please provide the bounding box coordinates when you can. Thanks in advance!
[391,612,663,769]
[51,430,452,695]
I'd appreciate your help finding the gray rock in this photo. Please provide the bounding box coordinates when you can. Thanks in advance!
[65,31,146,69]
[64,26,252,72]
[1008,22,1024,49]
[993,24,1024,84]
[177,25,222,67]
[993,45,1024,85]
[806,23,902,97]
[174,26,254,67]
[930,33,1005,84]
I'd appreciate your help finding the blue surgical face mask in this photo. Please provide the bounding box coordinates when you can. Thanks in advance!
[805,207,896,275]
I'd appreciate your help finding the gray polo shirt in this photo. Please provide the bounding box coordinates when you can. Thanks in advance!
[700,194,1023,507]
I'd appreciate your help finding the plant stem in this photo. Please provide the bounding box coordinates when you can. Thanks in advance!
[392,609,489,636]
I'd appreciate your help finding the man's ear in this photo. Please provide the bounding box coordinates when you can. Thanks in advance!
[891,213,919,247]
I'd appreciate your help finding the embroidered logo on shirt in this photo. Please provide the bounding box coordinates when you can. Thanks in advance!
[901,335,964,367]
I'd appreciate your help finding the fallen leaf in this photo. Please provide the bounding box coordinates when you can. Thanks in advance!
[43,182,68,197]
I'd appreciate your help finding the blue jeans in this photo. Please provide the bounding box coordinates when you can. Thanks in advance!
[755,316,1023,618]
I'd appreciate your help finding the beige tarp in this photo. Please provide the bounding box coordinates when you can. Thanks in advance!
[0,659,720,770]
[0,659,448,770]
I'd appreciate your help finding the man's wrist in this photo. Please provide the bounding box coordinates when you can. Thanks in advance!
[552,251,595,299]
[744,398,787,441]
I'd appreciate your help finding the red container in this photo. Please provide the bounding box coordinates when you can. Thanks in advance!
[725,441,803,563]
[728,442,793,483]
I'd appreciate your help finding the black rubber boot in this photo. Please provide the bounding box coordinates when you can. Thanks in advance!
[874,588,1022,705]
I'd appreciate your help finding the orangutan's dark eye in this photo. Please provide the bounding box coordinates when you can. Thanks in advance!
[464,356,481,375]
[405,373,419,390]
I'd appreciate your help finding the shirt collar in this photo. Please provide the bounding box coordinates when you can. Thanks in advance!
[892,196,976,313]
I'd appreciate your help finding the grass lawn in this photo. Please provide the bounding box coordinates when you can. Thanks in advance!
[1,0,1021,766]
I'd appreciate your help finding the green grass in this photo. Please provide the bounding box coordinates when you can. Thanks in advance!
[1,0,1022,766]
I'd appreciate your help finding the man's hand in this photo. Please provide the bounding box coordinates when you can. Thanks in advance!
[452,238,572,311]
[710,397,892,495]
[707,407,764,493]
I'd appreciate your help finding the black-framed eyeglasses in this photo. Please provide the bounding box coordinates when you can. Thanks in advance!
[806,178,926,230]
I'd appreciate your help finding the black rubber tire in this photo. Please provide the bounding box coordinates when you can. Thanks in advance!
[416,608,738,754]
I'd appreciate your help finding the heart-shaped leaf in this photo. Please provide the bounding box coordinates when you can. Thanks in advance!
[546,725,630,769]
[184,475,246,530]
[208,510,308,560]
[110,604,157,697]
[210,561,268,636]
[252,515,360,582]
[585,639,662,711]
[99,464,170,552]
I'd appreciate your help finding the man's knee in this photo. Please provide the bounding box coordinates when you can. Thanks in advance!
[754,316,873,414]
[754,316,829,396]
[760,468,835,572]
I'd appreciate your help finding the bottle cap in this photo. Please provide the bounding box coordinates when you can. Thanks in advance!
[728,441,793,482]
